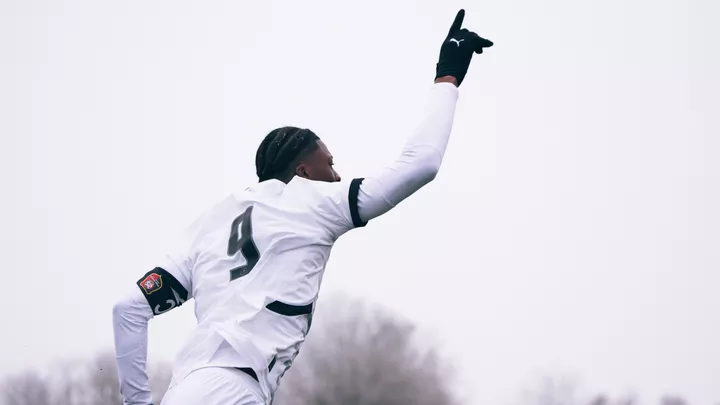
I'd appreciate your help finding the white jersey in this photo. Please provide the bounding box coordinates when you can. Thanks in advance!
[162,177,365,403]
[112,82,460,405]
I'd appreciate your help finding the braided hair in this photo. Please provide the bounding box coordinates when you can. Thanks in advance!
[255,126,320,182]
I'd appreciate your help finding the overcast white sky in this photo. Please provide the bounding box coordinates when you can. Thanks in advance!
[1,0,719,404]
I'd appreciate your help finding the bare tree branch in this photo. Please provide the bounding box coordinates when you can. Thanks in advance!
[275,295,458,405]
[1,371,51,405]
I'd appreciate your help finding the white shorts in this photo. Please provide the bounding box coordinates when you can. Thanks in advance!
[161,366,264,405]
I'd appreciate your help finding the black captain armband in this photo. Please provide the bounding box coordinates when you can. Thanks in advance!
[136,267,189,316]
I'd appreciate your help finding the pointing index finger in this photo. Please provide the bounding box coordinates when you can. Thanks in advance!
[448,9,465,36]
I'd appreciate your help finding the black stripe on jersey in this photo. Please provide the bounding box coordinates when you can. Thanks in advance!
[265,300,313,316]
[235,367,259,382]
[136,267,189,316]
[349,177,366,228]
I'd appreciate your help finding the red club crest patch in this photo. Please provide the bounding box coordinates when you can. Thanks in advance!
[140,273,162,295]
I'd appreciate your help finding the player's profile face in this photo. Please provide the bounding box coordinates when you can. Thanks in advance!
[299,140,341,183]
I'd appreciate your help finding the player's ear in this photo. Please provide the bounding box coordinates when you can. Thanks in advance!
[295,163,309,179]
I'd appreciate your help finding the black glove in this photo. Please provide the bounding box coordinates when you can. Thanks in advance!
[435,9,494,86]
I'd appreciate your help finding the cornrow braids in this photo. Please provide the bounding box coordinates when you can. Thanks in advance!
[255,126,320,182]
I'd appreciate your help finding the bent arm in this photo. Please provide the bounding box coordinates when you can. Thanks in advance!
[113,287,154,405]
[357,81,460,223]
[113,266,192,405]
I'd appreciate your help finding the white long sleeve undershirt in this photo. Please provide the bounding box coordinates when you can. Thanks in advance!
[113,287,155,405]
[356,82,459,222]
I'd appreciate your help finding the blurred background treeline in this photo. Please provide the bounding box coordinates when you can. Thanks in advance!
[0,297,711,405]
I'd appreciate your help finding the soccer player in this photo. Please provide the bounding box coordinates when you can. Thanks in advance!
[113,9,492,405]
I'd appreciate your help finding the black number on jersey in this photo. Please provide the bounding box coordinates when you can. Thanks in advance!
[227,205,260,281]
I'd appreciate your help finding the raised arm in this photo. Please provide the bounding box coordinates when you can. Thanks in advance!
[356,9,493,223]
[268,10,493,238]
[355,79,458,223]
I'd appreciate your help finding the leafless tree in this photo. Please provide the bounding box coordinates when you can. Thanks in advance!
[84,352,122,405]
[660,396,689,405]
[274,296,458,405]
[1,370,52,405]
[586,393,638,405]
[0,352,171,405]
[1,297,456,405]
[2,302,711,405]
[523,376,581,405]
[588,394,609,405]
[149,360,173,405]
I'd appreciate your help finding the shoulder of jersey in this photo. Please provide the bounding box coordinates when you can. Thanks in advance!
[243,178,347,200]
[286,177,341,196]
[243,179,285,196]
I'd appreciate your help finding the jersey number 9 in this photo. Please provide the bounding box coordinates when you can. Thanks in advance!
[227,205,260,281]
